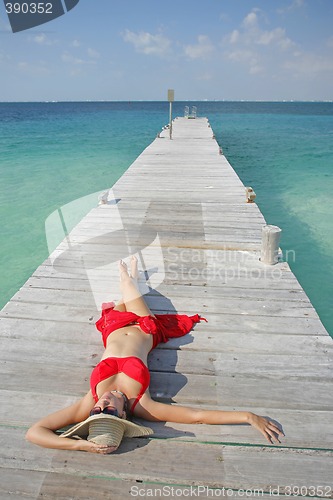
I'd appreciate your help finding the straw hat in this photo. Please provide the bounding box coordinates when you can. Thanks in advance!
[60,413,153,448]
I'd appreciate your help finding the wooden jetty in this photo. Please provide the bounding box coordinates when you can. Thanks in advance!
[1,117,332,499]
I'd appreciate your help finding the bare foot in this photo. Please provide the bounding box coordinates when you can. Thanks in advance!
[130,255,138,280]
[119,260,129,280]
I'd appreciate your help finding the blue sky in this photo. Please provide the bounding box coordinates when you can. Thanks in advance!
[0,0,332,101]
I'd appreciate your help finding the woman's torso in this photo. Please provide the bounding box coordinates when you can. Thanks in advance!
[101,325,153,364]
[95,325,153,408]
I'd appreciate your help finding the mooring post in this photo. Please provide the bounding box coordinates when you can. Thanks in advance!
[261,225,282,265]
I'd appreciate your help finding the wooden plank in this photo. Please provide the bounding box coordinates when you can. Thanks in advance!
[29,265,298,289]
[1,334,331,379]
[148,350,333,379]
[1,300,326,335]
[0,469,46,500]
[134,407,333,451]
[38,248,281,270]
[0,471,329,500]
[1,357,332,411]
[67,220,265,232]
[0,317,96,344]
[18,474,294,500]
[148,372,333,411]
[9,287,318,319]
[24,276,309,302]
[0,469,295,500]
[1,317,331,355]
[87,202,265,214]
[160,331,333,353]
[2,428,333,494]
[29,265,304,291]
[0,337,98,365]
[1,390,333,450]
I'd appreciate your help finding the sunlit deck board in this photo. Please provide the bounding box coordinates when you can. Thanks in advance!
[0,117,332,499]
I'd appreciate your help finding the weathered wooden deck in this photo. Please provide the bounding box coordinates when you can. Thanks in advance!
[1,117,332,499]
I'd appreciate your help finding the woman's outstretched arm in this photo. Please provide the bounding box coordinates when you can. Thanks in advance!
[25,391,114,454]
[135,394,284,444]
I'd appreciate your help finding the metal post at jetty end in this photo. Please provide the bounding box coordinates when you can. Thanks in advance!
[168,89,174,139]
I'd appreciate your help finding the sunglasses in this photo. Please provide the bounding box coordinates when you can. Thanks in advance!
[89,406,120,417]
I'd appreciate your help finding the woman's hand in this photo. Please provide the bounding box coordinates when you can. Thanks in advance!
[74,439,118,454]
[248,413,284,444]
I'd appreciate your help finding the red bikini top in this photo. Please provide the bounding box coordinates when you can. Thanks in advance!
[90,356,150,413]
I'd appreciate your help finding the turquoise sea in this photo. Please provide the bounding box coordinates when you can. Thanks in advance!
[0,101,332,337]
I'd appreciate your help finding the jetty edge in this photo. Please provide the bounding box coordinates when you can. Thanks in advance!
[0,116,332,499]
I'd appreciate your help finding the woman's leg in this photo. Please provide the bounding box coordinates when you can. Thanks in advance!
[113,257,136,312]
[113,299,126,312]
[114,257,140,312]
[118,257,154,317]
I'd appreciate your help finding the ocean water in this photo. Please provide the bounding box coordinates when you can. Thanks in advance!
[0,101,332,337]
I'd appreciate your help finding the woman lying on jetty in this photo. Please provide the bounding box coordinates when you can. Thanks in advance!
[26,257,284,454]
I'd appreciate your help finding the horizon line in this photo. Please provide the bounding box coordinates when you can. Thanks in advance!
[1,99,332,104]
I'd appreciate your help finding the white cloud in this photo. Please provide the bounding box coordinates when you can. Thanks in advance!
[222,9,297,75]
[227,48,263,75]
[277,0,304,14]
[61,51,97,66]
[184,35,214,60]
[30,33,57,45]
[327,37,333,48]
[196,72,213,81]
[34,34,47,44]
[87,48,100,59]
[0,50,10,63]
[65,42,100,66]
[257,27,294,50]
[17,60,51,75]
[228,49,254,63]
[122,30,171,57]
[219,12,230,22]
[284,52,333,76]
[229,30,240,44]
[221,8,333,86]
[243,11,258,29]
[62,51,84,65]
